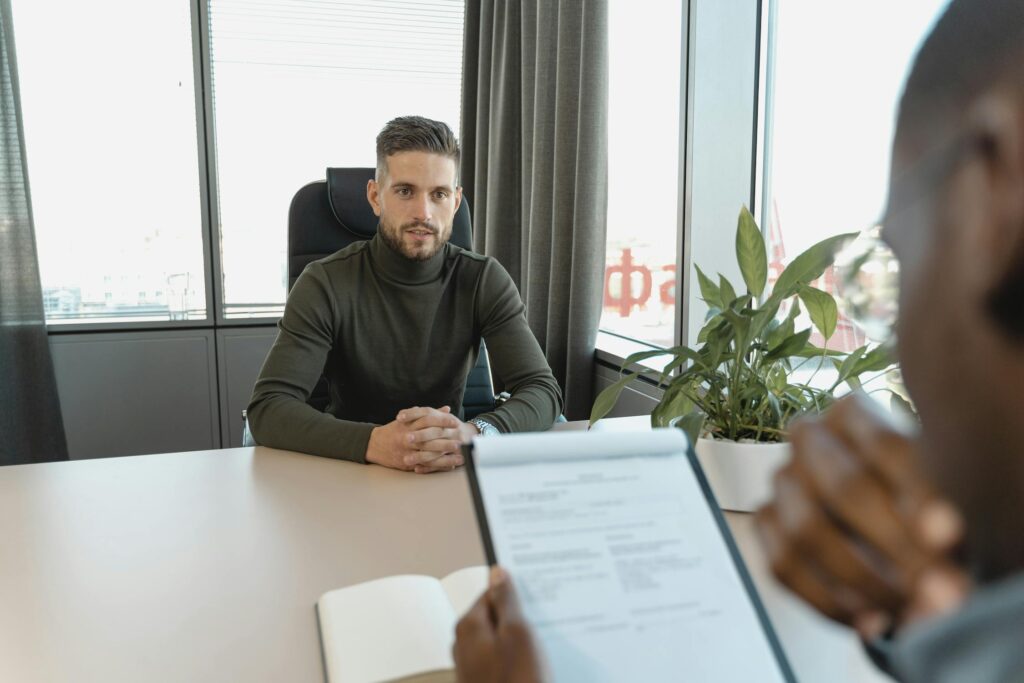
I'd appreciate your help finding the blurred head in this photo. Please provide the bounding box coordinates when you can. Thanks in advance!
[886,0,1024,579]
[367,116,462,261]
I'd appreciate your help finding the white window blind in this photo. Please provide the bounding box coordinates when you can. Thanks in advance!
[208,0,466,318]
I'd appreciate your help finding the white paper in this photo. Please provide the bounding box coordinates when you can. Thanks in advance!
[440,565,489,619]
[318,575,456,683]
[472,428,685,466]
[473,429,788,683]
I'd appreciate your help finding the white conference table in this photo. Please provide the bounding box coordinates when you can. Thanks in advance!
[0,420,892,682]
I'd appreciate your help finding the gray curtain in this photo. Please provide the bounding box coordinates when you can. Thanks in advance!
[461,0,608,421]
[1,0,68,465]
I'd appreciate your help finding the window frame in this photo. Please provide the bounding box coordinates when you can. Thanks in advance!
[14,0,218,333]
[32,0,768,350]
[595,0,766,369]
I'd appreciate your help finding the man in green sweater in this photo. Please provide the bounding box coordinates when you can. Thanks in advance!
[248,116,562,472]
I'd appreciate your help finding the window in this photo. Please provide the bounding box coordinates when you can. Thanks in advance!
[13,0,207,324]
[600,1,683,349]
[760,0,951,351]
[207,0,466,319]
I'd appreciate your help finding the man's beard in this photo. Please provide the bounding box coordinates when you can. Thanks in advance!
[379,216,451,261]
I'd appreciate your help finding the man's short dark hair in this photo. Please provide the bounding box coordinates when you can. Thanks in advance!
[897,0,1024,341]
[375,116,460,182]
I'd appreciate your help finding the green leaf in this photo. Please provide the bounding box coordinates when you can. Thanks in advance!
[736,205,768,297]
[671,411,706,447]
[697,320,716,344]
[767,393,783,424]
[719,274,738,307]
[836,346,868,385]
[695,265,722,308]
[768,364,788,392]
[722,308,755,356]
[589,371,640,426]
[797,284,839,340]
[765,301,799,349]
[703,329,730,368]
[890,393,917,419]
[652,383,694,427]
[659,346,710,383]
[764,329,812,361]
[791,344,845,359]
[737,382,767,404]
[772,233,857,300]
[619,348,674,372]
[851,344,895,376]
[750,301,780,340]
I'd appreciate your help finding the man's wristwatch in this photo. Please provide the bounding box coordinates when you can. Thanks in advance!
[469,418,501,436]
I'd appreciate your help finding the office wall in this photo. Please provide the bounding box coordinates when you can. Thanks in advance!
[50,330,220,459]
[50,326,277,458]
[592,362,662,418]
[216,327,278,447]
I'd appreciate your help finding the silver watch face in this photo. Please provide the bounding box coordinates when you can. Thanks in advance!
[473,419,499,436]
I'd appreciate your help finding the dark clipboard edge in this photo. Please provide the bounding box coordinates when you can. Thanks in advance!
[462,441,498,565]
[682,441,798,683]
[461,436,797,683]
[315,602,331,683]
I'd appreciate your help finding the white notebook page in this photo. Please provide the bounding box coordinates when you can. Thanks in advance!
[472,429,789,683]
[440,565,489,618]
[318,575,455,683]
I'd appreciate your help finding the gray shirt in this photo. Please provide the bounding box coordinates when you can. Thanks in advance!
[893,572,1024,683]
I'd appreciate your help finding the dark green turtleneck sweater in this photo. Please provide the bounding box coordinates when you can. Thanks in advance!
[247,234,563,462]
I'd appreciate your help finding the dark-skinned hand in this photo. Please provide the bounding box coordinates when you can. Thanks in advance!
[755,393,970,639]
[453,566,547,683]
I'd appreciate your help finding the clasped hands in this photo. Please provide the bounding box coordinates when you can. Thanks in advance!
[366,405,480,474]
[756,393,970,641]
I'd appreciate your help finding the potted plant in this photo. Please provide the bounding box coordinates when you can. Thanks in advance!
[590,206,896,511]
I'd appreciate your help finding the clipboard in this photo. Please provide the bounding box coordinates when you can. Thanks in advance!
[462,428,795,683]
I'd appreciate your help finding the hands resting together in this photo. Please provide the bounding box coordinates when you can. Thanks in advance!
[365,405,480,474]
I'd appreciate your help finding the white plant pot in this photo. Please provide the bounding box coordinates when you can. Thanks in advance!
[694,438,791,513]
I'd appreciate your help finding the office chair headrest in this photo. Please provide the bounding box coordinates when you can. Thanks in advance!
[326,167,379,238]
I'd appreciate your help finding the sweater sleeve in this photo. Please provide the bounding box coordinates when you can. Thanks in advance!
[246,263,375,462]
[470,260,563,432]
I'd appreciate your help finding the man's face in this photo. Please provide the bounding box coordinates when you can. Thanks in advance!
[885,102,1024,565]
[367,151,462,261]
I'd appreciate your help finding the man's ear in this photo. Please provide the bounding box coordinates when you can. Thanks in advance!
[367,178,382,217]
[962,90,1024,303]
[454,185,463,213]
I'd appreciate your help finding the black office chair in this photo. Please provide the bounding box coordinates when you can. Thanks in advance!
[243,168,500,447]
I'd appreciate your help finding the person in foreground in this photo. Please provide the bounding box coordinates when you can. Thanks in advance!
[452,0,1024,680]
[247,116,562,472]
[754,0,1024,678]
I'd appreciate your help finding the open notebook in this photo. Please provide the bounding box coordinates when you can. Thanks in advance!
[465,428,795,683]
[316,566,488,683]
